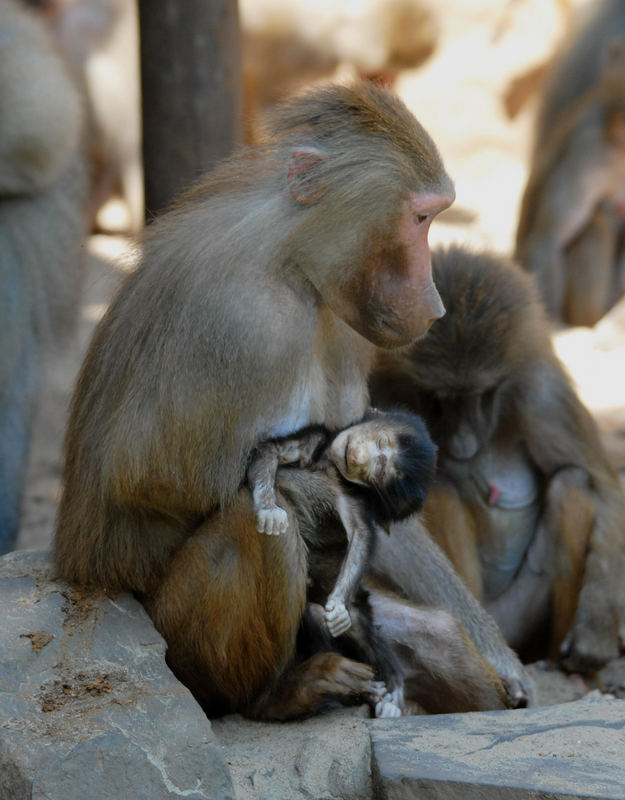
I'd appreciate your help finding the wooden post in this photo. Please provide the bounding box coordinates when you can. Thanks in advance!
[139,0,243,218]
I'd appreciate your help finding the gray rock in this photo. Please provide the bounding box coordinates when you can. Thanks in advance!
[5,550,625,800]
[0,549,235,800]
[367,694,625,799]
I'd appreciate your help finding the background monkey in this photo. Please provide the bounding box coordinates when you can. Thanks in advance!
[55,82,531,718]
[515,0,625,325]
[24,0,144,232]
[370,245,625,672]
[248,408,437,639]
[0,0,87,554]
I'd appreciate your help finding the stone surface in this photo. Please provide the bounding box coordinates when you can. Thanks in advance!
[368,695,625,799]
[4,555,625,800]
[213,669,620,800]
[0,549,234,800]
[212,706,373,800]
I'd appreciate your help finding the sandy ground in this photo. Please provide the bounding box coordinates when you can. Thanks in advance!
[16,236,129,551]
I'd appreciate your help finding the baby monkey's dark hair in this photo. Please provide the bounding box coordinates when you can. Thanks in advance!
[359,408,437,524]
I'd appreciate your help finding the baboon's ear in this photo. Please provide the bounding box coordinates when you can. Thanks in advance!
[287,148,327,205]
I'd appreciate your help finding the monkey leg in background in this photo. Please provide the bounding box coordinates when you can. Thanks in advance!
[515,13,625,323]
[367,516,530,709]
[367,588,511,713]
[0,0,86,553]
[564,204,620,327]
[485,466,595,660]
[370,245,625,673]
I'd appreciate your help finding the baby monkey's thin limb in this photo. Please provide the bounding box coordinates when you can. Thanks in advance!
[248,429,327,535]
[247,442,288,535]
[324,492,374,637]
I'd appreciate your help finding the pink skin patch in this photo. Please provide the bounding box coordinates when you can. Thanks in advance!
[488,484,502,506]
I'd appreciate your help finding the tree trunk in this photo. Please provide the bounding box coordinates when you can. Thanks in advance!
[139,0,243,218]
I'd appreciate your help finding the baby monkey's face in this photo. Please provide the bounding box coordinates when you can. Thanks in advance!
[329,420,399,487]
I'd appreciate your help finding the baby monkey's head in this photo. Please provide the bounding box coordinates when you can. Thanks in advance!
[329,408,437,522]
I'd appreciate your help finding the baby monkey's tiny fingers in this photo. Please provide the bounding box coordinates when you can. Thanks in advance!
[325,599,351,637]
[255,506,289,535]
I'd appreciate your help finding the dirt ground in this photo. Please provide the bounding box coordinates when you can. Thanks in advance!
[14,0,625,706]
[16,235,129,551]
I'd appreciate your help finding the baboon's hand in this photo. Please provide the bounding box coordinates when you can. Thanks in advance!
[559,605,622,674]
[255,506,288,535]
[325,598,351,637]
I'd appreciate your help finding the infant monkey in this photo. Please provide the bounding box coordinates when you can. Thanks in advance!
[247,409,437,638]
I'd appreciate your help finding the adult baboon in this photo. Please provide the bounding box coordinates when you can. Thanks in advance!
[371,245,625,672]
[55,84,531,718]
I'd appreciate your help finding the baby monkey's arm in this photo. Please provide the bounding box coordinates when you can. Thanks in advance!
[247,428,328,535]
[247,441,287,535]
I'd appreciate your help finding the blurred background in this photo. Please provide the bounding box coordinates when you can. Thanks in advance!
[13,0,625,550]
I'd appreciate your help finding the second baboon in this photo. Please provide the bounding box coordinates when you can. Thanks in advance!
[371,245,625,672]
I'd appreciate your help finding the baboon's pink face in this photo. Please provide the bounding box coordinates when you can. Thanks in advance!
[328,191,453,348]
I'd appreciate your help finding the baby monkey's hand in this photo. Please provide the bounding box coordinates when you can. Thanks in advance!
[325,597,351,637]
[255,506,288,535]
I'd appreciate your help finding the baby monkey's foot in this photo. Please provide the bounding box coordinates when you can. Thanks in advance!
[366,680,388,706]
[255,506,288,535]
[324,598,351,637]
[375,686,404,718]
